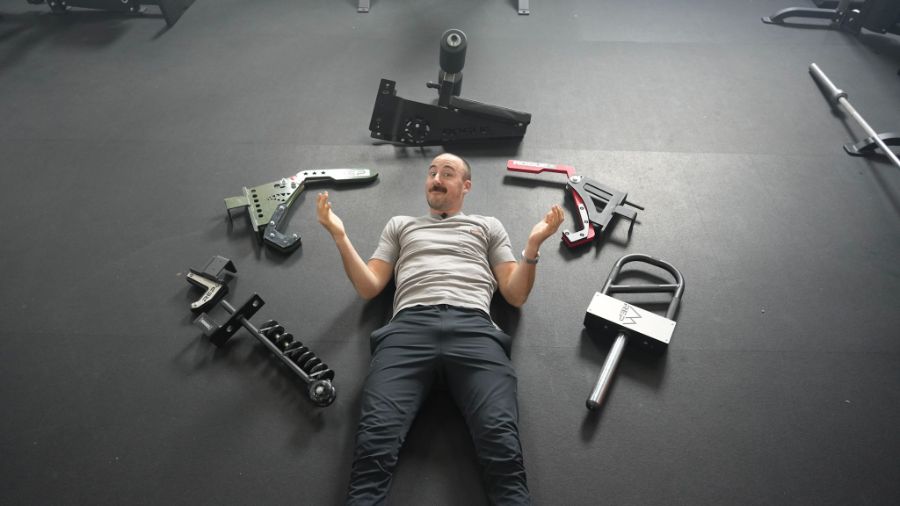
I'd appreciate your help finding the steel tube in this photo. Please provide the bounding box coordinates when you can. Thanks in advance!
[586,332,629,410]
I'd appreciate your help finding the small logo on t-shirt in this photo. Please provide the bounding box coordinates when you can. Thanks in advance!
[467,227,487,240]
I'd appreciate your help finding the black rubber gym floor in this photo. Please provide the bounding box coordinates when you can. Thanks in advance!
[1,1,898,504]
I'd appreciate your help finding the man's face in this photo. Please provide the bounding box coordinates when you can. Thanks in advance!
[425,154,471,212]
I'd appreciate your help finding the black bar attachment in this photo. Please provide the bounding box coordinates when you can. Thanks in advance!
[185,255,337,407]
[224,168,378,254]
[369,29,531,146]
[40,0,197,27]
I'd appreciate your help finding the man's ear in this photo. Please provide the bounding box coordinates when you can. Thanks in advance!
[463,180,472,193]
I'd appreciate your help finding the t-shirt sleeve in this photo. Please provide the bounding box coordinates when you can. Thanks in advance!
[487,217,517,267]
[370,217,401,265]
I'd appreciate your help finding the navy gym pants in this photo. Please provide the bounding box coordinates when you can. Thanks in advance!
[346,304,531,505]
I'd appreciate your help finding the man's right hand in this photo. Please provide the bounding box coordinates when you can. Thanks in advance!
[317,191,346,239]
[316,191,393,300]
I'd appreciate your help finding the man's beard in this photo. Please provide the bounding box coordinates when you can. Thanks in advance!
[426,187,449,210]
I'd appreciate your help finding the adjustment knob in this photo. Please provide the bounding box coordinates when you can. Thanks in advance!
[402,117,431,144]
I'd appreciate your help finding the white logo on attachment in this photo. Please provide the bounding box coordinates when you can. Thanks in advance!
[618,303,642,325]
[511,160,555,169]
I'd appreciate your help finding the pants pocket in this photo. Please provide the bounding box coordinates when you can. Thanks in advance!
[369,322,393,353]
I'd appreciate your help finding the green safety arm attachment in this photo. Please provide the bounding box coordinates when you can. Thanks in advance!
[225,168,378,253]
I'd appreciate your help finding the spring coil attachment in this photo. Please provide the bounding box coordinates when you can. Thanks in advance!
[259,320,336,406]
[186,255,338,408]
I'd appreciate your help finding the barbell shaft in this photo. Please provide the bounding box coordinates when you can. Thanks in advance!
[809,63,846,104]
[810,63,900,170]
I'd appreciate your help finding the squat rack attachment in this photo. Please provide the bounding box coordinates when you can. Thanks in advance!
[36,0,196,27]
[762,0,861,27]
[357,0,530,16]
[809,63,900,170]
[225,168,378,254]
[507,160,643,247]
[368,29,532,146]
[185,255,337,407]
[583,254,685,411]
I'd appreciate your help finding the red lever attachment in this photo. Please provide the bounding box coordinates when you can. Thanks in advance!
[507,159,595,245]
[564,191,596,247]
[507,160,576,178]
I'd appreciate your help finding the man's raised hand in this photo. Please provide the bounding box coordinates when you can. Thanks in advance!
[528,204,565,246]
[317,191,346,239]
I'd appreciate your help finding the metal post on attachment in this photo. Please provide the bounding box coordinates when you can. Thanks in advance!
[586,332,628,410]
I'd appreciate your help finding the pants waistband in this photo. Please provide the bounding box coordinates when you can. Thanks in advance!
[394,304,491,321]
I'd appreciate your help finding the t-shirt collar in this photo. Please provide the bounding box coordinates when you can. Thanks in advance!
[428,210,464,220]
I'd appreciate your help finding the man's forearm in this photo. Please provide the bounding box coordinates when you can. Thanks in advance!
[498,204,563,307]
[502,240,541,307]
[332,233,382,300]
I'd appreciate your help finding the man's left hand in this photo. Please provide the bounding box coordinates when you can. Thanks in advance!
[528,204,565,248]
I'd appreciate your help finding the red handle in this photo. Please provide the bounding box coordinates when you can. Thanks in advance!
[562,191,596,246]
[507,160,576,177]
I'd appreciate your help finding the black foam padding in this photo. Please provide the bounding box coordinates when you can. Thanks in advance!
[439,28,467,73]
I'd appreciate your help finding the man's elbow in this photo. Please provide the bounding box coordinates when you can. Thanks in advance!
[504,292,528,308]
[358,286,380,301]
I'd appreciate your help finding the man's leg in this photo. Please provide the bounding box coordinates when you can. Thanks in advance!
[346,308,441,506]
[441,308,531,505]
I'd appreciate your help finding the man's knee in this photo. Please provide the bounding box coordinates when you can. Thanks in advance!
[354,416,407,456]
[474,415,523,455]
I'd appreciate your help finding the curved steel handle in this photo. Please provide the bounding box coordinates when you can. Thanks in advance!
[601,253,685,320]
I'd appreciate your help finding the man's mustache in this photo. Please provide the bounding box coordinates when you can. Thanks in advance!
[429,186,447,193]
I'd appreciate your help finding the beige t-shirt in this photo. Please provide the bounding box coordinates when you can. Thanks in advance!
[371,212,516,316]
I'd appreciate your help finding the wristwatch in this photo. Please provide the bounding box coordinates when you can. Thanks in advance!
[522,249,540,265]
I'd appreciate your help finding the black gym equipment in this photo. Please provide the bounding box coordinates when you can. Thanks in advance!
[811,0,861,7]
[30,0,196,27]
[762,0,859,27]
[186,256,337,407]
[856,0,900,35]
[356,0,530,15]
[224,168,378,254]
[583,254,685,411]
[809,63,900,169]
[506,160,643,248]
[762,0,900,35]
[368,29,532,146]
